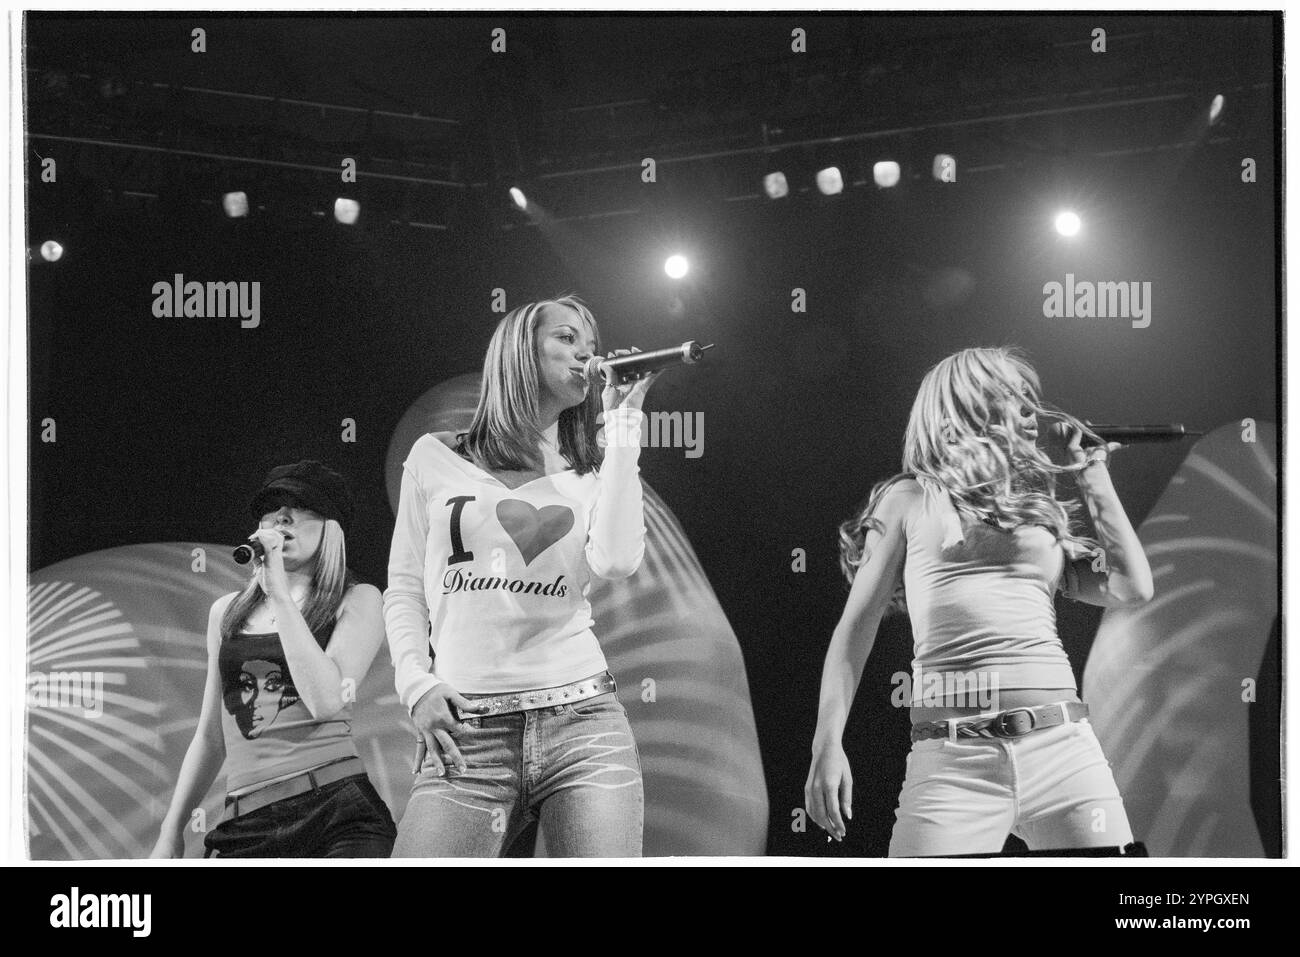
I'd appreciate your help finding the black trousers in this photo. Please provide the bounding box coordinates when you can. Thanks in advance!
[204,773,397,858]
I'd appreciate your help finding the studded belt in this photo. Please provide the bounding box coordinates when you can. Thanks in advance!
[910,701,1089,742]
[457,672,617,720]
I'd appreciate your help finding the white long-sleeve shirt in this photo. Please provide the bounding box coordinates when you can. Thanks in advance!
[384,408,646,707]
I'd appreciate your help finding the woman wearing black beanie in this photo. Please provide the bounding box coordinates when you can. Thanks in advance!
[151,461,397,858]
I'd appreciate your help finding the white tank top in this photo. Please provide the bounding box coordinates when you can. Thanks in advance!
[901,479,1078,699]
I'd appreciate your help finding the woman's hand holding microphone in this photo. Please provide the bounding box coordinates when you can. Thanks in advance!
[598,347,661,414]
[247,526,291,598]
[1040,416,1122,474]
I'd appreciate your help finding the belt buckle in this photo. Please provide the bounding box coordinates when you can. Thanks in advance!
[993,708,1036,737]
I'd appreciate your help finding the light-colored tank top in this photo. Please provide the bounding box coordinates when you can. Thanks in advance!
[902,480,1078,701]
[218,627,358,793]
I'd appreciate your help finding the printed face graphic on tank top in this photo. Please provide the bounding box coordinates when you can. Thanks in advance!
[219,639,301,740]
[439,490,578,598]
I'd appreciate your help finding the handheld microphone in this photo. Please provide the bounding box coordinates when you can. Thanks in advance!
[232,540,266,565]
[584,340,715,386]
[1082,424,1202,446]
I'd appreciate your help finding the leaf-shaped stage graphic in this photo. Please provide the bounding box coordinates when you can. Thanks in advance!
[1083,421,1277,857]
[27,550,249,860]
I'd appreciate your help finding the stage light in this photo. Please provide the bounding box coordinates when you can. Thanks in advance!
[1209,94,1224,124]
[932,154,957,181]
[763,172,789,199]
[815,166,843,195]
[39,240,63,262]
[222,191,249,218]
[333,198,361,225]
[873,161,901,188]
[664,255,689,279]
[509,187,528,210]
[1054,210,1082,237]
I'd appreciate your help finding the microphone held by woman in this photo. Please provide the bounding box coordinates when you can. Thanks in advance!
[584,339,714,385]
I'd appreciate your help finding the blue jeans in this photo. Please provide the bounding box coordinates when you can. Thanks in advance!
[203,774,397,858]
[393,691,644,857]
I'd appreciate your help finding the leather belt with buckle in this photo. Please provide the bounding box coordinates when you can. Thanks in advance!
[457,672,617,720]
[224,756,365,819]
[910,701,1089,742]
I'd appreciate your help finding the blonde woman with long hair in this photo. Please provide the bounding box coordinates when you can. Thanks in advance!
[385,295,657,857]
[152,461,395,857]
[806,347,1153,856]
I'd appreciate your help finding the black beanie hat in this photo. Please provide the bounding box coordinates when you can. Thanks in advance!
[249,460,354,534]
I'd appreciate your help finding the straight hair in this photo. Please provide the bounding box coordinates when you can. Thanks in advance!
[457,295,604,475]
[221,517,354,645]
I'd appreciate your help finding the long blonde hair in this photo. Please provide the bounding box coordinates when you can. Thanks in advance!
[840,347,1100,607]
[457,295,604,475]
[221,517,354,644]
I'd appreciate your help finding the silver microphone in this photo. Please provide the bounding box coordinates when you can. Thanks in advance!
[232,540,266,565]
[583,340,715,386]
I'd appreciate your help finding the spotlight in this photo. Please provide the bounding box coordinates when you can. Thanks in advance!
[873,161,901,188]
[1054,210,1082,237]
[815,166,843,196]
[1209,94,1224,125]
[932,154,957,182]
[333,198,361,225]
[39,240,63,262]
[509,187,528,210]
[763,172,789,199]
[664,255,689,279]
[222,191,249,218]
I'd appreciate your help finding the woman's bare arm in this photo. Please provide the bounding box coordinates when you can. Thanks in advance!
[150,594,231,857]
[1063,456,1154,607]
[806,479,915,839]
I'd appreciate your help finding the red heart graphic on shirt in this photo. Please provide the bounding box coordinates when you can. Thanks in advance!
[495,500,575,566]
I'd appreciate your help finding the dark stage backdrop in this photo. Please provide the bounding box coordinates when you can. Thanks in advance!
[26,13,1279,856]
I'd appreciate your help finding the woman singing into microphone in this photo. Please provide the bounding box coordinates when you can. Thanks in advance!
[385,295,656,857]
[806,347,1153,856]
[151,461,396,858]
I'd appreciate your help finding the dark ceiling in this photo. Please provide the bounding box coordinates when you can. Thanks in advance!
[27,13,1274,228]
